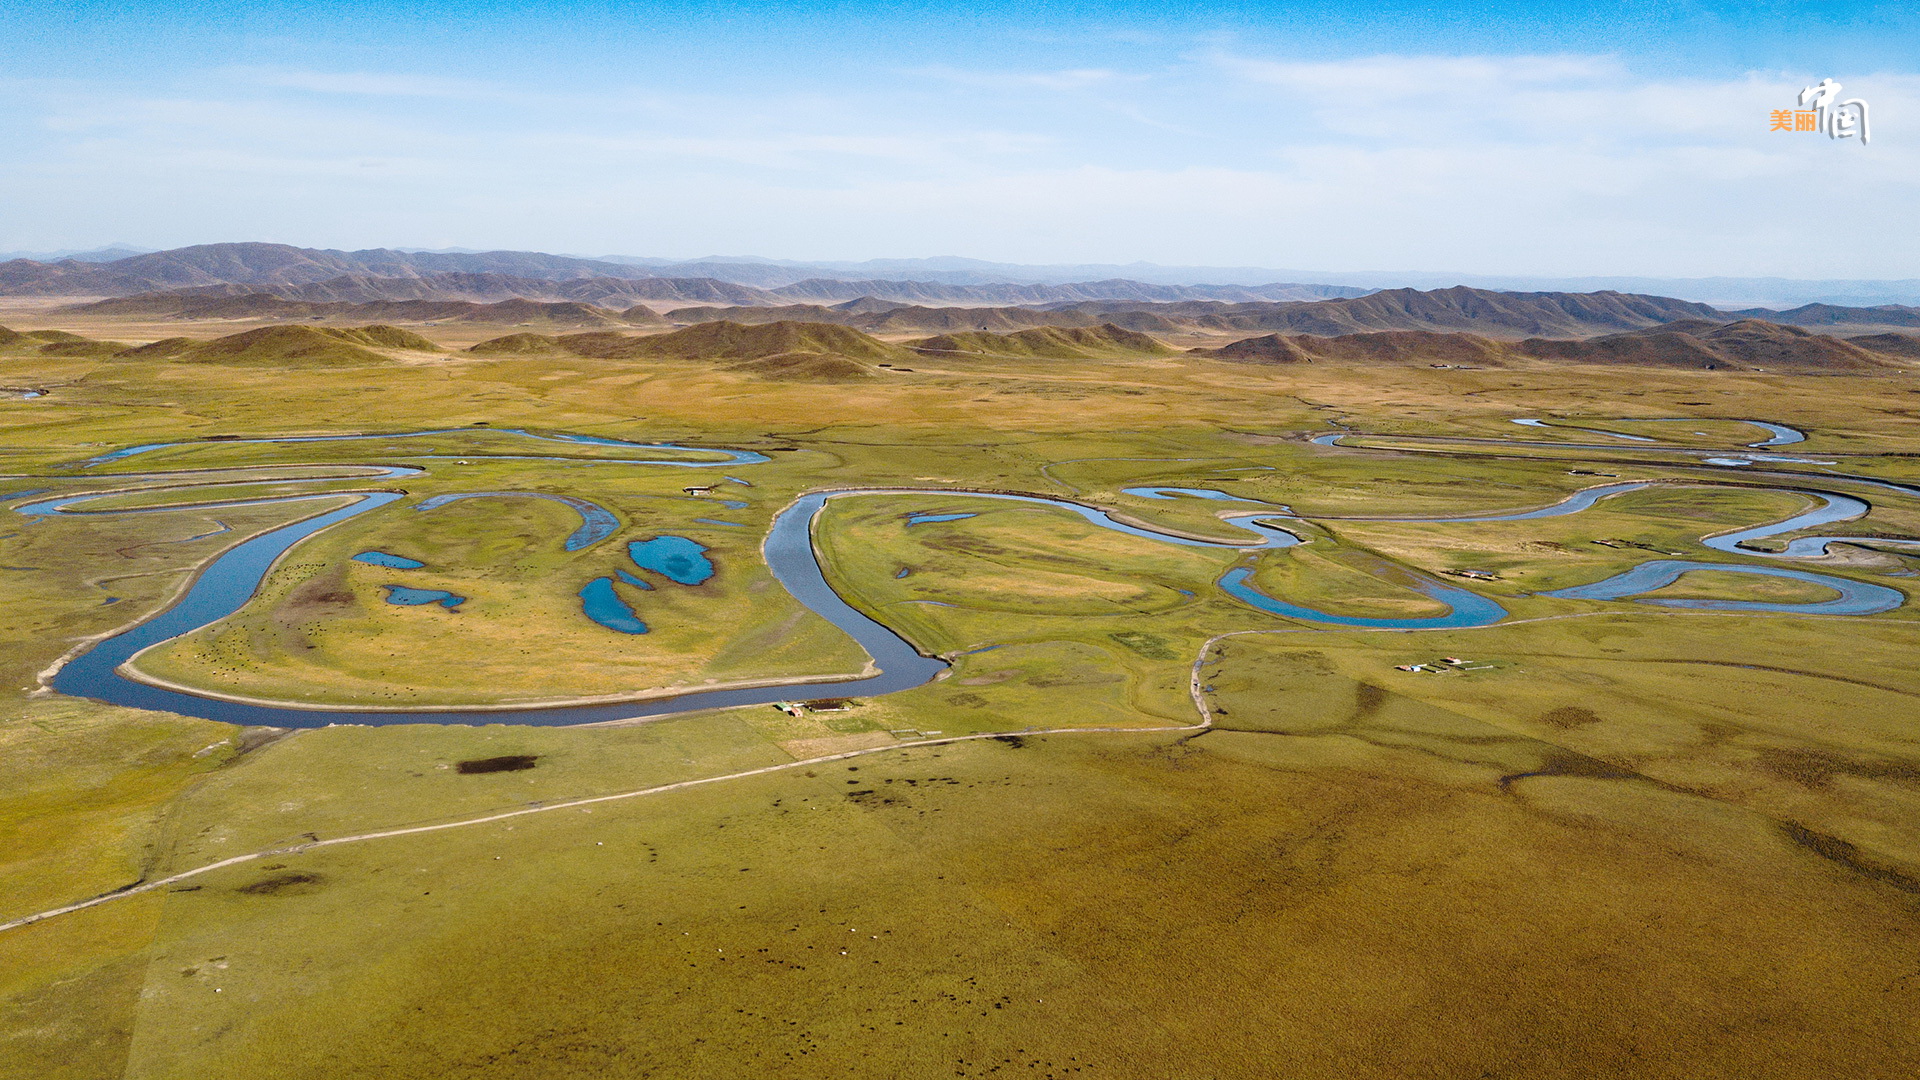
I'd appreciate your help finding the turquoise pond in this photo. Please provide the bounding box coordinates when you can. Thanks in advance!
[381,585,464,608]
[575,536,717,633]
[354,550,425,569]
[579,577,648,633]
[628,536,715,585]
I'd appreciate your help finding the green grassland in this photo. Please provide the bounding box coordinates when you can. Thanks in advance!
[4,331,1920,1077]
[128,455,872,707]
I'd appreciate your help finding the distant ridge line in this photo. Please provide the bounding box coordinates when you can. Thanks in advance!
[62,284,1920,339]
[1,242,1362,304]
[4,242,1917,306]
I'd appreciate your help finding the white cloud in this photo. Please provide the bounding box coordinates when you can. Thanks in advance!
[1,54,1914,276]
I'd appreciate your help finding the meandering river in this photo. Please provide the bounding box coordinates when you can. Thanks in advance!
[6,422,1909,728]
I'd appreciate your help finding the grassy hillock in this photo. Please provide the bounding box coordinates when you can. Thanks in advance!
[1850,332,1920,359]
[1196,329,1515,366]
[465,332,575,357]
[722,352,877,381]
[1519,319,1894,371]
[122,325,442,367]
[1198,321,1908,371]
[0,325,132,358]
[908,323,1177,360]
[611,320,911,362]
[470,321,914,370]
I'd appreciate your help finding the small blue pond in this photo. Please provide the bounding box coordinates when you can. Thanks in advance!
[580,577,649,633]
[616,569,655,590]
[629,536,716,585]
[354,550,425,569]
[907,512,978,525]
[382,585,464,608]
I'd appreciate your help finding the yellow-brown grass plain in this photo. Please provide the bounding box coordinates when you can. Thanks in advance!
[3,318,1919,1079]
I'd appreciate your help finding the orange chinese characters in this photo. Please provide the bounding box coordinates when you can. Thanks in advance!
[1769,110,1793,131]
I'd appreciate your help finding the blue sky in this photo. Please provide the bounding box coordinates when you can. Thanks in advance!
[1,2,1914,276]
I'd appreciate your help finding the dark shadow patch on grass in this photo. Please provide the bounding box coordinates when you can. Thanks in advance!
[1352,682,1390,721]
[1498,751,1640,792]
[457,755,540,774]
[1539,706,1602,729]
[1756,747,1920,791]
[238,872,325,896]
[1780,823,1920,895]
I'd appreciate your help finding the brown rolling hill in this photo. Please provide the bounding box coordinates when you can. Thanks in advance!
[661,303,866,327]
[466,333,578,358]
[0,326,132,358]
[467,321,913,374]
[658,288,1728,338]
[1134,287,1722,337]
[722,352,877,382]
[660,302,1188,333]
[1198,319,1901,372]
[1518,319,1891,371]
[1197,330,1513,366]
[1847,333,1920,360]
[120,325,442,367]
[758,277,1365,305]
[573,320,910,363]
[907,324,1178,360]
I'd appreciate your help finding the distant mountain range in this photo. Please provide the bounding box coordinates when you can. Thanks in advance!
[0,243,1362,305]
[0,245,658,295]
[573,254,1920,306]
[67,282,1920,340]
[0,245,154,263]
[10,313,1916,376]
[655,288,1786,338]
[8,242,1916,308]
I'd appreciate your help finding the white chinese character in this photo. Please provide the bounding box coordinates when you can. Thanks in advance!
[1798,79,1871,145]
